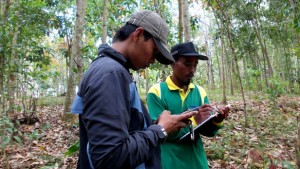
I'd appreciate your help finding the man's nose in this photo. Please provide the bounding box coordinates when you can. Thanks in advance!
[190,66,196,73]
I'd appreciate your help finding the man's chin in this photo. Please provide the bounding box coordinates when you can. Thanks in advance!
[181,80,191,86]
[132,66,146,71]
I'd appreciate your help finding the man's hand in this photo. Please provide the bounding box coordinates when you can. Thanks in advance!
[214,105,230,123]
[157,110,197,135]
[193,104,214,125]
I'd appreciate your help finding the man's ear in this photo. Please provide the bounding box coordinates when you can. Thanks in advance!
[133,27,145,41]
[171,62,175,68]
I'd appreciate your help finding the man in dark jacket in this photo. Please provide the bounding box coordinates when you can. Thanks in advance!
[71,10,196,169]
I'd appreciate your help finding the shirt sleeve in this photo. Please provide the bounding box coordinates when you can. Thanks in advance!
[147,85,184,141]
[147,84,165,121]
[197,86,223,137]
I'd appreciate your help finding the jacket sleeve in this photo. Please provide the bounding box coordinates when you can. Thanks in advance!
[81,70,164,169]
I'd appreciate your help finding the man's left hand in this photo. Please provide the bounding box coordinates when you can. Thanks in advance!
[214,106,230,123]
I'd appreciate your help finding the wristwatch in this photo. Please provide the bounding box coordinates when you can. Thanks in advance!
[160,126,168,137]
[156,125,168,141]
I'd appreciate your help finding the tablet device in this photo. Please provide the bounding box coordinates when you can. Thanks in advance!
[177,112,218,143]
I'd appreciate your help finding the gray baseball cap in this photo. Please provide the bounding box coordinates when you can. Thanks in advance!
[127,10,174,65]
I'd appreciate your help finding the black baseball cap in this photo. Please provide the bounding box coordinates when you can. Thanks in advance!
[171,42,208,60]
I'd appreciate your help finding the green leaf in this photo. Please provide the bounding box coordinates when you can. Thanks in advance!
[3,136,11,146]
[16,105,22,112]
[73,67,78,73]
[5,128,13,133]
[64,141,80,157]
[282,161,294,169]
[14,136,22,144]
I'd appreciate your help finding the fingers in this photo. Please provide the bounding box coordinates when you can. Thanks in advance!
[161,110,171,115]
[199,104,214,112]
[217,106,230,117]
[179,111,197,119]
[176,121,189,128]
[215,106,230,122]
[201,104,212,108]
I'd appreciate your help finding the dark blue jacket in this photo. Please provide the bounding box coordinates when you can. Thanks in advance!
[74,44,165,169]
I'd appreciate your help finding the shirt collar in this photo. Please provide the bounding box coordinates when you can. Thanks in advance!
[165,76,195,91]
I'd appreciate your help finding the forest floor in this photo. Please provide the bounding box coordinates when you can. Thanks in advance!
[0,94,299,169]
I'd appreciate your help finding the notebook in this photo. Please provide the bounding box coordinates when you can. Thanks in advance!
[177,112,218,143]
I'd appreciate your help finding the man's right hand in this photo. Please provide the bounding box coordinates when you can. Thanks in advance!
[157,110,197,134]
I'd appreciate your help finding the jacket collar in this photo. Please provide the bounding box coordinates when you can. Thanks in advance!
[95,44,130,70]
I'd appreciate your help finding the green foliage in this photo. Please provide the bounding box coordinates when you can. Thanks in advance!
[65,141,79,157]
[0,117,23,151]
[282,161,294,169]
[28,130,42,140]
[266,77,287,100]
[207,140,226,160]
[37,96,65,106]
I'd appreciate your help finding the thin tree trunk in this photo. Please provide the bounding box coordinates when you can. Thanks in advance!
[224,39,234,96]
[251,15,273,80]
[220,31,227,104]
[0,54,4,113]
[289,0,300,91]
[206,37,214,89]
[249,49,262,91]
[221,37,227,104]
[182,0,190,42]
[214,42,221,86]
[153,0,167,81]
[213,0,247,128]
[296,116,300,168]
[211,1,228,103]
[8,0,20,116]
[178,0,183,43]
[63,0,86,119]
[101,0,108,44]
[0,0,12,113]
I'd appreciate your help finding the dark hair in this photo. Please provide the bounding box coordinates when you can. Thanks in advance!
[172,55,180,61]
[112,23,153,43]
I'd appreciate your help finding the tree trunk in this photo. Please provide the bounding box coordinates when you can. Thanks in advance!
[63,0,87,120]
[206,38,215,89]
[289,0,300,91]
[101,0,108,44]
[214,12,227,104]
[296,116,300,168]
[0,0,12,113]
[251,10,273,80]
[0,54,4,113]
[223,38,234,96]
[220,29,227,104]
[8,0,20,116]
[153,0,167,81]
[213,0,247,127]
[178,0,183,43]
[182,0,190,42]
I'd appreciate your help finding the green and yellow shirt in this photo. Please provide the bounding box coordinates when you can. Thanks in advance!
[147,76,223,169]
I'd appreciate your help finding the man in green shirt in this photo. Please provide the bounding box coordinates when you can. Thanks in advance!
[147,42,229,169]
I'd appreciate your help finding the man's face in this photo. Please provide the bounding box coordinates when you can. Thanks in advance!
[172,56,198,86]
[129,28,159,70]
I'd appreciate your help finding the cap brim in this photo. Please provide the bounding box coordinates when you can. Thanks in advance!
[153,38,174,65]
[180,53,209,60]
